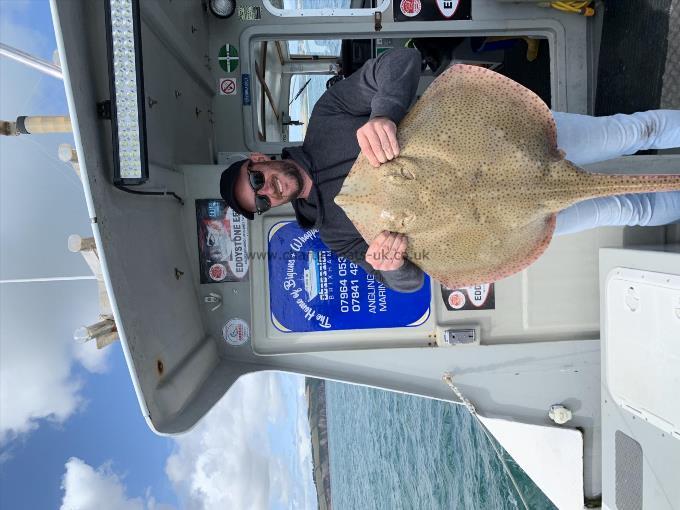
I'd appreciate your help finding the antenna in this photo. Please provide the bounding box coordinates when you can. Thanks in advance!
[0,41,63,79]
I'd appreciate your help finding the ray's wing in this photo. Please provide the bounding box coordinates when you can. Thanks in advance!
[410,213,557,289]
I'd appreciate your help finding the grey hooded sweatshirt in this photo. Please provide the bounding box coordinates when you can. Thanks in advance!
[285,47,425,293]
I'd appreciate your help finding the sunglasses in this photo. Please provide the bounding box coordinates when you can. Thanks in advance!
[247,162,271,215]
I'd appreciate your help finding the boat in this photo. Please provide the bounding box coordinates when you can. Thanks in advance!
[48,0,680,508]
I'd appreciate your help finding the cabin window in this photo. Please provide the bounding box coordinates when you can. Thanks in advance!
[252,38,341,143]
[263,0,389,17]
[288,74,333,141]
[248,32,553,155]
[285,39,341,141]
[288,39,341,58]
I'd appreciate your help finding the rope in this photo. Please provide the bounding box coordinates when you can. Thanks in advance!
[442,373,530,510]
[550,1,595,16]
[442,372,477,415]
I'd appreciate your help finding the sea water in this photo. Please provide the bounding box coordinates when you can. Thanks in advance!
[326,382,557,510]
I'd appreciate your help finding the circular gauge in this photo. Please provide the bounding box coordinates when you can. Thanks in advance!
[209,0,236,19]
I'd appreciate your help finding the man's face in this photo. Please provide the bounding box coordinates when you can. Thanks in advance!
[233,158,305,214]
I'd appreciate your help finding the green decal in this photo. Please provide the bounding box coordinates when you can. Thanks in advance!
[376,47,391,56]
[218,44,239,73]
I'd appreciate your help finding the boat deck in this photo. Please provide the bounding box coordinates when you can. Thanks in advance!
[596,0,679,115]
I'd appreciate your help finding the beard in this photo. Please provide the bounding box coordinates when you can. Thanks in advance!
[278,160,305,198]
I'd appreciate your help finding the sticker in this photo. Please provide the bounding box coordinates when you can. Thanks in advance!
[400,0,421,17]
[441,284,495,311]
[219,77,237,96]
[222,318,250,346]
[376,38,393,57]
[267,222,431,332]
[218,44,239,73]
[394,0,470,21]
[196,199,250,284]
[437,0,461,18]
[242,74,251,105]
[447,291,466,310]
[209,263,227,281]
[238,5,261,20]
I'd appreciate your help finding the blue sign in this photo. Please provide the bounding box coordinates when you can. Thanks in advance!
[241,73,251,105]
[268,222,431,332]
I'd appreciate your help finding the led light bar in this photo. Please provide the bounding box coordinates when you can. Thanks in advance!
[104,0,148,184]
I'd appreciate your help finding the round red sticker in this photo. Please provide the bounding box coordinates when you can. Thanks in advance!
[209,263,227,281]
[448,290,466,310]
[400,0,421,17]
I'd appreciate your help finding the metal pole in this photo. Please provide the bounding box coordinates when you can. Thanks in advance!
[0,42,63,80]
[20,115,72,134]
[1,115,72,136]
[0,276,97,284]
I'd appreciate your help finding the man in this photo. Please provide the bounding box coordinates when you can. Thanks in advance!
[221,48,680,293]
[222,48,426,292]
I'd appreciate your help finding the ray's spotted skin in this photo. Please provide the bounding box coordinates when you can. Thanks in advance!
[334,64,680,289]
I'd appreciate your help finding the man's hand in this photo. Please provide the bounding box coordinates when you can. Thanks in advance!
[366,231,408,271]
[356,117,400,168]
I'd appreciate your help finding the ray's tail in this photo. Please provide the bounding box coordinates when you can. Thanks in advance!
[551,160,680,210]
[583,172,680,195]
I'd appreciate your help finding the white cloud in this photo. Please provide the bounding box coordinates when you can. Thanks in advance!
[165,372,317,510]
[0,288,80,443]
[0,4,111,445]
[0,281,105,444]
[72,339,110,374]
[294,383,316,508]
[60,457,174,510]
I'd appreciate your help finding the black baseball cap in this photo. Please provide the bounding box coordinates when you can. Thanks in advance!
[220,158,254,220]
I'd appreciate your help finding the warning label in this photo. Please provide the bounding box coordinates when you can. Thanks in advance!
[219,78,237,96]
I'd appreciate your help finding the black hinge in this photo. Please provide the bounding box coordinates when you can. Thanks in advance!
[97,100,112,120]
[374,11,382,32]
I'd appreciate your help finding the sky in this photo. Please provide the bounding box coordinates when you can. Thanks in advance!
[0,2,316,509]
